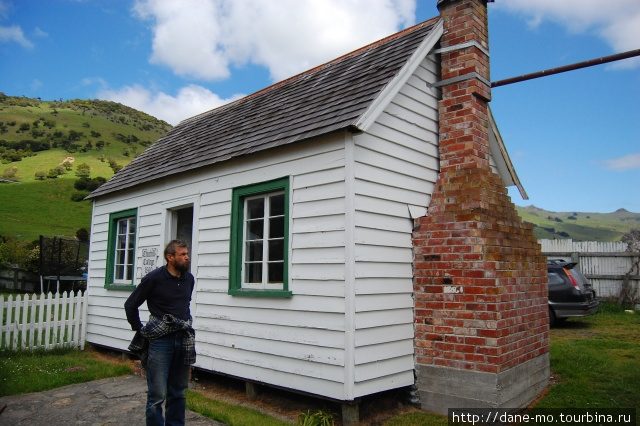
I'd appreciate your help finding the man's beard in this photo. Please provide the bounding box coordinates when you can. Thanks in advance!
[174,260,190,273]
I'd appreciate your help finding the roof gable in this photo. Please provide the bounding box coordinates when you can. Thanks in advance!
[88,17,441,199]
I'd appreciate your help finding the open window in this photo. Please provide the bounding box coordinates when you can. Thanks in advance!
[169,205,194,272]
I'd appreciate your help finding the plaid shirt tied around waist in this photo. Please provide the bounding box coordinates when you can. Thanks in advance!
[128,314,196,369]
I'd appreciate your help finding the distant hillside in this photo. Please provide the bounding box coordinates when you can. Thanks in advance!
[516,205,640,242]
[1,93,636,244]
[0,93,172,242]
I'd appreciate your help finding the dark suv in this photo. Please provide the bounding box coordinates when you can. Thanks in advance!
[547,260,599,326]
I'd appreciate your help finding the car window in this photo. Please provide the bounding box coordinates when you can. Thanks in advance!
[548,272,565,286]
[567,268,589,286]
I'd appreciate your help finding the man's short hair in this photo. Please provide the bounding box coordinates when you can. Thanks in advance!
[164,239,189,262]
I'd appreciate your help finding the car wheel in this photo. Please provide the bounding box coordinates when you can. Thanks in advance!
[549,307,557,327]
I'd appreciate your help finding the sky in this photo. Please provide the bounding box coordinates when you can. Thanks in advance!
[1,0,638,214]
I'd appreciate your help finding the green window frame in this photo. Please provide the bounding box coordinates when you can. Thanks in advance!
[229,177,291,297]
[105,208,138,290]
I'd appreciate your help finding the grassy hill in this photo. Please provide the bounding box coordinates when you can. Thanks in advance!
[516,205,640,242]
[0,94,171,242]
[1,94,637,245]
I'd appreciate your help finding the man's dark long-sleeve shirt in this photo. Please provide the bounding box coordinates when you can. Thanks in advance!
[124,265,195,332]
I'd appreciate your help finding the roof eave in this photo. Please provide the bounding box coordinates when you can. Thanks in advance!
[488,106,529,200]
[353,18,444,132]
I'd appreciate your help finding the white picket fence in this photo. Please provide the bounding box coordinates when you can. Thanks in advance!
[1,291,88,351]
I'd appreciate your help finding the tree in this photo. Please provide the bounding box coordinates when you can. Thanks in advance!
[47,168,58,179]
[76,228,90,242]
[35,170,46,180]
[618,229,640,307]
[75,162,91,177]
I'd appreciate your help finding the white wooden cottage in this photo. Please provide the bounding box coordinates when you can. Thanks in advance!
[86,7,531,418]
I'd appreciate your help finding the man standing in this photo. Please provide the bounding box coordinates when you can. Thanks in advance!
[125,239,196,426]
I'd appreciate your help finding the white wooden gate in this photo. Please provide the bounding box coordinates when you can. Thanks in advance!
[1,291,88,351]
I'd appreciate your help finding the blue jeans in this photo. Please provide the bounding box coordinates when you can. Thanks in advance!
[145,332,191,426]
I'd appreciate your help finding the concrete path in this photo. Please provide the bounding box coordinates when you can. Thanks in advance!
[0,375,224,425]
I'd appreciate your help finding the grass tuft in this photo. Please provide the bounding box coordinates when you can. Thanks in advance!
[0,346,132,397]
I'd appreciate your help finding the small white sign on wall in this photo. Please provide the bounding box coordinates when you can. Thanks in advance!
[139,247,159,278]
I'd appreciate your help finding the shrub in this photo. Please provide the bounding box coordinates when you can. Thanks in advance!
[3,165,18,179]
[74,177,90,190]
[0,235,32,269]
[71,192,88,202]
[75,162,91,177]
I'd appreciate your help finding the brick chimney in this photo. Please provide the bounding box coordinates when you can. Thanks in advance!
[412,0,550,414]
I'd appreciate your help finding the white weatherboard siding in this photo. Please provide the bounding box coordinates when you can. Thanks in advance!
[87,54,444,401]
[350,55,440,398]
[87,134,357,399]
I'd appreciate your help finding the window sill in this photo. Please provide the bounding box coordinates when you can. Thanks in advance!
[104,283,136,291]
[228,288,292,298]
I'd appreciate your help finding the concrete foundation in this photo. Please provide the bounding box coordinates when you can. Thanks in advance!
[415,354,550,415]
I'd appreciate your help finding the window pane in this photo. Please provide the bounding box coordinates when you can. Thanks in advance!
[268,262,283,283]
[269,194,284,216]
[116,248,126,264]
[268,240,284,261]
[113,215,135,283]
[245,263,262,283]
[548,272,564,286]
[115,263,124,280]
[247,198,264,219]
[269,216,284,239]
[246,241,263,261]
[246,219,264,240]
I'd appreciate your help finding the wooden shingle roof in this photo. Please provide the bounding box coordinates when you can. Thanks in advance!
[88,17,441,199]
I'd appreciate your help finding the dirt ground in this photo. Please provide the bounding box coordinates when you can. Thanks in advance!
[191,369,421,425]
[89,345,421,425]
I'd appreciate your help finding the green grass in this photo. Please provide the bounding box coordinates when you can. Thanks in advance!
[384,302,640,425]
[0,179,93,241]
[1,97,170,242]
[536,305,640,412]
[0,347,132,397]
[186,390,291,426]
[1,306,638,425]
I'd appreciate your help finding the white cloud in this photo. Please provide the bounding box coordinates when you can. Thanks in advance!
[0,24,33,48]
[33,27,48,38]
[98,84,243,125]
[30,79,42,91]
[0,0,8,20]
[133,0,416,82]
[603,153,640,171]
[495,0,640,68]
